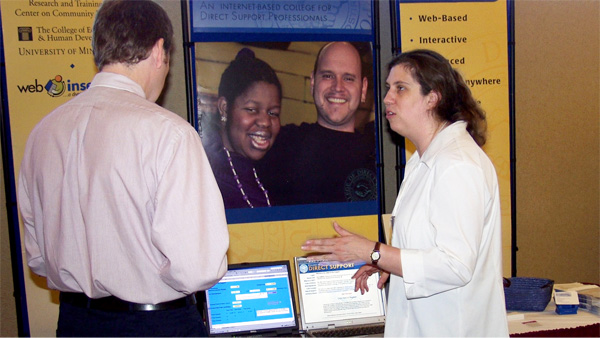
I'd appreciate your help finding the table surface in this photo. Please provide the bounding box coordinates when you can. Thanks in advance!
[508,301,599,336]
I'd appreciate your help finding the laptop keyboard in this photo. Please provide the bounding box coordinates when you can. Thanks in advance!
[309,324,385,337]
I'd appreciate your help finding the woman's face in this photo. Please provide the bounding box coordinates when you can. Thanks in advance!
[383,65,432,139]
[222,81,281,161]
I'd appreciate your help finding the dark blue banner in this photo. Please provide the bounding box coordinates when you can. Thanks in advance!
[190,0,373,41]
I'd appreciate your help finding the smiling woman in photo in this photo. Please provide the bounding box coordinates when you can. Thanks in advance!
[204,48,282,209]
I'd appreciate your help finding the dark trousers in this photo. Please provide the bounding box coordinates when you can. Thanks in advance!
[56,300,208,337]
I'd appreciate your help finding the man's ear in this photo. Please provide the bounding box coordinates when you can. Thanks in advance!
[310,72,315,96]
[361,77,368,103]
[151,38,166,68]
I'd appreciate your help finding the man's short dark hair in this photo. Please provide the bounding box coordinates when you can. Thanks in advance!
[92,0,173,70]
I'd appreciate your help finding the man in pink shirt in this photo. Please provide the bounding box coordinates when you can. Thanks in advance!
[17,0,229,336]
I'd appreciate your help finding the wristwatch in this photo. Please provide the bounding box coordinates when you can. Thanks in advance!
[370,242,381,266]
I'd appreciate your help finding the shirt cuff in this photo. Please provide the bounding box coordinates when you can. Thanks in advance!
[401,248,425,298]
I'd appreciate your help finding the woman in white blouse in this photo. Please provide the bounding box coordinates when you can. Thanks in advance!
[301,49,509,337]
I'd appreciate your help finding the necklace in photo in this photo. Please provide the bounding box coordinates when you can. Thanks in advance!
[223,147,271,208]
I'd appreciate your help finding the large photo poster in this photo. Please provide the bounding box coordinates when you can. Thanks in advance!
[187,0,381,268]
[195,41,377,218]
[189,0,381,226]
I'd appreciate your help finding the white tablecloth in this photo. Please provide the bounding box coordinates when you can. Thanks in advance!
[508,301,599,335]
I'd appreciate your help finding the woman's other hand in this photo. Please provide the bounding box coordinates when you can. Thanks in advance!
[301,221,374,263]
[352,265,389,294]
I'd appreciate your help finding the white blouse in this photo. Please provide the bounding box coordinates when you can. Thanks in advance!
[385,121,509,337]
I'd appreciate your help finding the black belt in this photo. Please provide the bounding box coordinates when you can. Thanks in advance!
[59,292,197,312]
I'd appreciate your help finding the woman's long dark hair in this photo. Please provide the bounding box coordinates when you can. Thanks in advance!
[388,49,487,146]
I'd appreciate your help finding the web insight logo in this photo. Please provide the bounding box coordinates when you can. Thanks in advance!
[17,75,90,97]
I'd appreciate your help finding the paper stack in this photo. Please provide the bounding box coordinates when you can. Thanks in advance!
[578,287,600,315]
[554,283,600,315]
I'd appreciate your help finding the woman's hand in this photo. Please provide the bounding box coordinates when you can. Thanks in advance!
[352,265,388,294]
[301,221,399,296]
[352,266,390,294]
[301,221,374,263]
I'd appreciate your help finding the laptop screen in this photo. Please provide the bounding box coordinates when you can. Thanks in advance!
[294,257,386,331]
[204,261,299,336]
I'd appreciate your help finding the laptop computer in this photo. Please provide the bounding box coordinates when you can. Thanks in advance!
[294,256,386,337]
[204,260,300,336]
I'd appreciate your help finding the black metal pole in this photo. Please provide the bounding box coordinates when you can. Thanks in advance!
[180,0,196,127]
[507,0,518,277]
